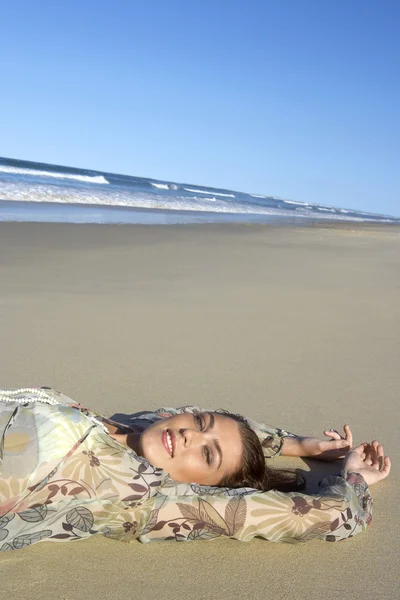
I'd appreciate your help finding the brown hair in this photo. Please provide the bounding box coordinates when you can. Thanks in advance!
[214,411,304,493]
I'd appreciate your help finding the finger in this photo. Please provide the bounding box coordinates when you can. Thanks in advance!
[324,429,341,440]
[363,444,374,464]
[367,440,379,458]
[362,445,372,464]
[377,444,385,470]
[371,457,380,470]
[326,439,350,450]
[370,445,383,470]
[353,443,368,456]
[344,424,353,447]
[382,456,391,476]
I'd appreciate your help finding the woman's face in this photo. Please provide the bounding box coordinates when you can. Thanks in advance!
[140,412,242,485]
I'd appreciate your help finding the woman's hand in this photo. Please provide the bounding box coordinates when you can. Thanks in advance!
[317,424,353,460]
[344,441,391,486]
[282,425,352,461]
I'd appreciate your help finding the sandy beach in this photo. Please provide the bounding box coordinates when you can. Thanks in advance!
[0,222,399,600]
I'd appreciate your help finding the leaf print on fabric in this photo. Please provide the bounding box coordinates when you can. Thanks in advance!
[27,466,60,494]
[122,521,137,533]
[0,543,14,552]
[0,514,15,527]
[187,527,222,541]
[18,504,48,522]
[140,509,162,535]
[294,521,332,541]
[187,527,203,540]
[190,484,233,496]
[176,502,202,523]
[66,507,94,532]
[224,496,247,535]
[330,517,340,531]
[129,484,147,493]
[346,472,369,507]
[190,484,222,496]
[198,499,228,533]
[13,530,53,549]
[122,482,149,501]
[176,499,228,535]
[291,496,313,516]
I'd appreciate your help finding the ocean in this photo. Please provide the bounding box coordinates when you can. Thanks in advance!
[0,156,398,225]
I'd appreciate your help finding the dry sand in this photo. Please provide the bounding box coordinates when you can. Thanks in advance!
[0,222,399,600]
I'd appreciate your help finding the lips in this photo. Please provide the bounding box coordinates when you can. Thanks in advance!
[162,429,175,457]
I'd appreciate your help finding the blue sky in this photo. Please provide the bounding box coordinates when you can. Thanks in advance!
[1,0,399,215]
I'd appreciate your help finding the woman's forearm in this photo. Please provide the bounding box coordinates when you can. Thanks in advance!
[281,436,318,457]
[282,435,350,460]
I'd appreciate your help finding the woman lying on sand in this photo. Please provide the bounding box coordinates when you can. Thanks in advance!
[0,387,390,551]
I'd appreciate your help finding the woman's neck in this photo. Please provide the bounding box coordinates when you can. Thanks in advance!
[108,431,142,454]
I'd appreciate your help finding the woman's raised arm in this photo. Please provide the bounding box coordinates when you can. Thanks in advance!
[134,441,390,545]
[233,412,353,461]
[137,469,373,543]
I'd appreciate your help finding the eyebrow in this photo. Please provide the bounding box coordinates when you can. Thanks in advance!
[205,412,223,470]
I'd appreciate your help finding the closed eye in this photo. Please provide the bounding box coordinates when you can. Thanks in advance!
[194,414,214,466]
[204,445,212,466]
[194,413,205,431]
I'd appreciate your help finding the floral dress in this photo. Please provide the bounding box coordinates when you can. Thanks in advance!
[0,388,372,551]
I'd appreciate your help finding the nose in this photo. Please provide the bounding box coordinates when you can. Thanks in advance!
[179,428,203,448]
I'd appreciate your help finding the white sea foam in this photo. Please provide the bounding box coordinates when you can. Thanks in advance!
[0,165,109,184]
[282,199,309,206]
[1,178,395,223]
[0,180,295,216]
[316,207,336,212]
[250,194,266,198]
[150,182,179,190]
[151,183,169,190]
[195,196,217,202]
[184,187,235,198]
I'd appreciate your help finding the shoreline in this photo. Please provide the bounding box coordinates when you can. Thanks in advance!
[1,199,398,226]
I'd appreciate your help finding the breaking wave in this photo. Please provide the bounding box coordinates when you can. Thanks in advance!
[184,188,235,198]
[150,182,179,190]
[0,165,109,185]
[282,199,309,206]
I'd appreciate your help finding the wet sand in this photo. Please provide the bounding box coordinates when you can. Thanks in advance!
[0,222,399,600]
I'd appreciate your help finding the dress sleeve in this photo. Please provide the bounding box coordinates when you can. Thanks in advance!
[0,401,166,551]
[241,414,296,458]
[138,471,372,543]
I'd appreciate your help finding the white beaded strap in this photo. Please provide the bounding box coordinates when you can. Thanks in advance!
[0,388,60,405]
[0,387,109,434]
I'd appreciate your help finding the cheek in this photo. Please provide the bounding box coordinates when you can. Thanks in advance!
[140,428,163,462]
[170,451,205,480]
